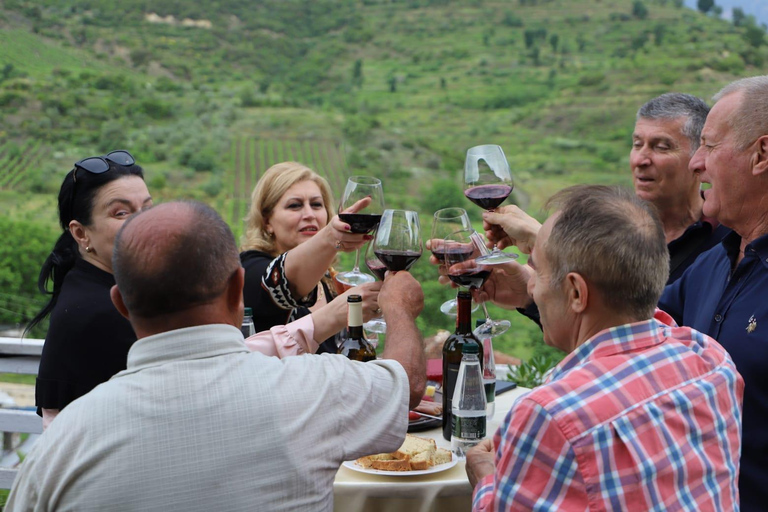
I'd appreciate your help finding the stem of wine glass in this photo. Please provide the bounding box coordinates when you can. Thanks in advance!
[352,248,362,272]
[480,301,493,323]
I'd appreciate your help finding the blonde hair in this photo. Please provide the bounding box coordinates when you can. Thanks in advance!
[241,162,335,255]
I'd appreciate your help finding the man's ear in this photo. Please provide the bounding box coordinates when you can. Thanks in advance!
[753,135,768,176]
[227,267,246,316]
[565,272,589,314]
[110,285,130,320]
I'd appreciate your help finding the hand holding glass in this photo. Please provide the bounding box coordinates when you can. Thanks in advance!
[464,145,517,265]
[336,176,385,287]
[444,229,511,337]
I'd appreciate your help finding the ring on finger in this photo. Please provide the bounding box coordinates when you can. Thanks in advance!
[374,307,382,315]
[335,240,343,250]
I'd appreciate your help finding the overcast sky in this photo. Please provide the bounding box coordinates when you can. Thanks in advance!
[683,0,768,26]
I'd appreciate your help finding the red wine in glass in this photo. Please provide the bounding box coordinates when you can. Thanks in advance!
[338,213,382,234]
[365,259,388,281]
[374,249,421,272]
[447,268,491,289]
[464,184,513,210]
[433,244,475,264]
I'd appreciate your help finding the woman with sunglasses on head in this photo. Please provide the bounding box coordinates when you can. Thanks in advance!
[25,151,152,429]
[241,162,382,354]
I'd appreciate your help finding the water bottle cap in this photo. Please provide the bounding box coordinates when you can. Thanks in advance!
[461,343,479,354]
[244,307,253,316]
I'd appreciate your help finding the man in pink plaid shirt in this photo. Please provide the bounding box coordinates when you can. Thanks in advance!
[466,185,744,511]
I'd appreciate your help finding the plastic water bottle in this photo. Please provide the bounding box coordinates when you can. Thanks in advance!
[451,343,486,457]
[241,307,255,338]
[476,319,496,420]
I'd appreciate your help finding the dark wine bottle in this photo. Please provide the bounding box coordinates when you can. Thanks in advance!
[442,290,483,441]
[337,295,377,362]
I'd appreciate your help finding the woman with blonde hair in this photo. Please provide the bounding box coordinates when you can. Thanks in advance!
[241,162,381,354]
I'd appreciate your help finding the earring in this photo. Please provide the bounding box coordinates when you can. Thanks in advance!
[85,246,93,253]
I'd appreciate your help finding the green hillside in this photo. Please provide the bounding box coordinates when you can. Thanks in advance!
[1,0,766,358]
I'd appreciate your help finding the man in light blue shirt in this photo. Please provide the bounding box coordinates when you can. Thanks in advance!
[7,201,427,512]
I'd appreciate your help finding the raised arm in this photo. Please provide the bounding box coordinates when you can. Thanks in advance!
[283,197,372,298]
[378,271,426,410]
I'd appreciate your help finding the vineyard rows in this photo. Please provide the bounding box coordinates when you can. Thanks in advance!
[225,138,350,236]
[0,140,44,190]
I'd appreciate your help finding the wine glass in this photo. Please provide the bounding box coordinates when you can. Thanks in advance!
[363,240,387,334]
[373,209,423,273]
[430,207,479,316]
[464,145,518,265]
[336,176,385,287]
[444,229,511,337]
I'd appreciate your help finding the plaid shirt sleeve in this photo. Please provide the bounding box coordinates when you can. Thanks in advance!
[472,397,589,512]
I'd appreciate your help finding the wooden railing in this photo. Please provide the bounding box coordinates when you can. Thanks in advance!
[0,337,43,489]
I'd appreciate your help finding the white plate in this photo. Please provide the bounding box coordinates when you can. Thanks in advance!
[342,458,458,476]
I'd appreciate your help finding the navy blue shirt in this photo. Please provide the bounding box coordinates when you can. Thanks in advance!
[659,231,768,512]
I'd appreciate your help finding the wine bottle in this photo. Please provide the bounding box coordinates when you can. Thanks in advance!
[442,290,483,441]
[451,343,487,456]
[337,295,377,362]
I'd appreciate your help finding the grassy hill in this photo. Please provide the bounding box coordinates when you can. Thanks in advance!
[1,0,766,358]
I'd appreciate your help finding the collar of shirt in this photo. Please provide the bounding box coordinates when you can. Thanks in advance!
[123,324,250,374]
[546,319,665,384]
[722,230,768,270]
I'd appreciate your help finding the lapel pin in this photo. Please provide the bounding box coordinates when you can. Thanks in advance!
[747,315,757,334]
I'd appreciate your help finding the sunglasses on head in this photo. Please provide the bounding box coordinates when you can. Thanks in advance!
[72,150,135,183]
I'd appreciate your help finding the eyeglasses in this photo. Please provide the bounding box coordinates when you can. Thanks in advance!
[72,150,135,183]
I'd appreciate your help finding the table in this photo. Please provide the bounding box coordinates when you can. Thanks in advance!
[333,385,530,512]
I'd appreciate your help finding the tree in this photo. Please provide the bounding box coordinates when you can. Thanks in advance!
[697,0,714,14]
[0,217,57,328]
[549,33,559,52]
[352,59,363,87]
[388,76,397,93]
[632,1,648,19]
[732,7,745,27]
[744,24,766,48]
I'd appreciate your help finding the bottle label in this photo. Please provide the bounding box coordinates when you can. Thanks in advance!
[451,415,486,440]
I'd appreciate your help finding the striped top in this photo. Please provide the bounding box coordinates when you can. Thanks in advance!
[473,319,744,512]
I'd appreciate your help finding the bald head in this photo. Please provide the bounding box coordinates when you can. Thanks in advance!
[113,201,241,319]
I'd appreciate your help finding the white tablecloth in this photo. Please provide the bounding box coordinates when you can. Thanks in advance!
[333,385,530,512]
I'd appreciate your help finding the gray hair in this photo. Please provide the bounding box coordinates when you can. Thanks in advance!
[544,185,668,320]
[113,201,241,318]
[637,93,710,154]
[713,75,768,151]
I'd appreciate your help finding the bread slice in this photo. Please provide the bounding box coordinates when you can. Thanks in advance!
[433,448,452,465]
[409,451,434,470]
[370,458,412,471]
[393,434,436,461]
[355,434,447,472]
[356,453,396,469]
